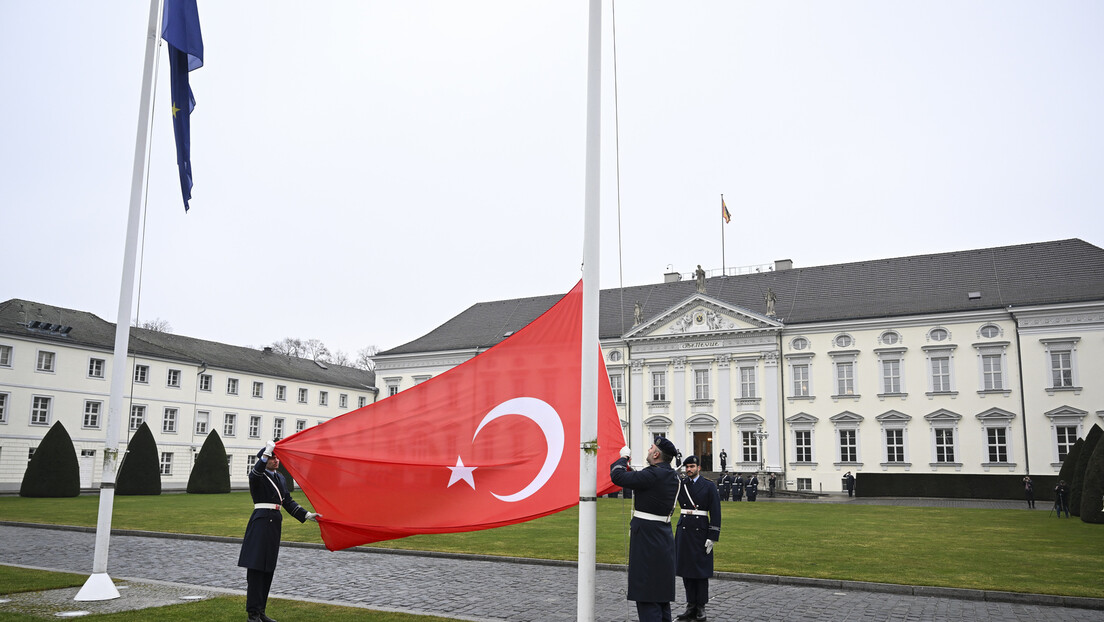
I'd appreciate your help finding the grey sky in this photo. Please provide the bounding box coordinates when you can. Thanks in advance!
[2,1,1102,358]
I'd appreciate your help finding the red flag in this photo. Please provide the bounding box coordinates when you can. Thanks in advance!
[276,281,626,551]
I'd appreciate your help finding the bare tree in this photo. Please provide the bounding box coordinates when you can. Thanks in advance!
[135,317,172,333]
[355,345,379,371]
[330,350,352,367]
[302,338,331,362]
[268,337,305,357]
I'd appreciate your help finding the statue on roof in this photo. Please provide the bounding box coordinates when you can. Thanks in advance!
[633,301,643,327]
[694,265,706,293]
[765,287,777,317]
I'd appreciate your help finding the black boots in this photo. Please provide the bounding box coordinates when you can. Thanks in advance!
[676,604,697,620]
[694,605,708,621]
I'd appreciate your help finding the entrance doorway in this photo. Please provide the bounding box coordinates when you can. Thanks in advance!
[693,432,713,471]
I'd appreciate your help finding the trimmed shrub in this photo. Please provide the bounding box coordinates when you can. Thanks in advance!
[1079,435,1104,523]
[277,460,296,492]
[19,421,80,497]
[1056,438,1082,488]
[187,430,231,494]
[1070,424,1102,517]
[116,422,161,495]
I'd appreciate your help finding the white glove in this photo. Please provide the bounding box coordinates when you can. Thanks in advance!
[305,512,321,522]
[705,539,714,555]
[619,446,631,460]
[263,440,276,458]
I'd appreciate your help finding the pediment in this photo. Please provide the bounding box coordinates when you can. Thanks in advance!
[626,294,781,339]
[924,409,962,422]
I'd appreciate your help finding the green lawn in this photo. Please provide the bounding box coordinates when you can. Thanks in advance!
[1,493,1101,598]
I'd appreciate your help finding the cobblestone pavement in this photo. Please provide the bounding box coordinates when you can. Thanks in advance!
[2,524,1102,622]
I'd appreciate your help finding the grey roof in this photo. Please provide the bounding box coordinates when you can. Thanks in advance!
[380,238,1104,355]
[0,299,376,391]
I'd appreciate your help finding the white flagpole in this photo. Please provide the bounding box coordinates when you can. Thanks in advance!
[75,0,163,601]
[577,0,602,620]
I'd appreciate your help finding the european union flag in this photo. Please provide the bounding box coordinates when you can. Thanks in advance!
[162,0,203,212]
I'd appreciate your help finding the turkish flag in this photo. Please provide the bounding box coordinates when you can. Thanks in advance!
[276,281,626,551]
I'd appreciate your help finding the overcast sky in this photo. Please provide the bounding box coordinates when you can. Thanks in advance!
[3,1,1102,359]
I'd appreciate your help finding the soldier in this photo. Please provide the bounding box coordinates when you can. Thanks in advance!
[732,474,745,502]
[611,437,680,622]
[717,472,731,502]
[747,473,759,502]
[718,449,727,473]
[675,456,721,621]
[238,442,321,622]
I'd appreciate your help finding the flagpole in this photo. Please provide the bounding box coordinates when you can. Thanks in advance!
[721,193,726,276]
[75,0,163,601]
[576,0,602,619]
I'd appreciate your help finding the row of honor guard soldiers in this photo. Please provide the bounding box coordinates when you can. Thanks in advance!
[716,472,760,501]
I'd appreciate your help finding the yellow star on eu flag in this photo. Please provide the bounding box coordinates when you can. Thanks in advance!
[171,102,180,118]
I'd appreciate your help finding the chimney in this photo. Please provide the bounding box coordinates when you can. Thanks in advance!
[263,346,273,354]
[664,271,682,283]
[774,259,793,271]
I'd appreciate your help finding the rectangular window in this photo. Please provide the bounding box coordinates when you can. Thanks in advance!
[252,381,264,398]
[167,369,181,387]
[358,396,367,408]
[651,371,667,401]
[129,405,145,430]
[839,429,857,462]
[273,418,285,440]
[931,357,951,392]
[162,407,178,433]
[986,428,1007,463]
[249,415,262,439]
[134,364,149,383]
[296,419,307,433]
[83,401,102,428]
[694,369,710,400]
[741,430,758,463]
[740,367,757,399]
[31,396,53,425]
[982,354,1003,390]
[795,430,812,463]
[298,388,308,403]
[797,477,812,491]
[609,374,624,403]
[792,364,810,397]
[0,392,8,423]
[934,428,954,463]
[195,411,209,435]
[37,351,56,372]
[1050,351,1073,388]
[1057,426,1077,462]
[159,452,173,476]
[387,385,399,397]
[339,394,348,408]
[276,385,287,401]
[0,344,11,367]
[227,378,239,395]
[223,413,237,437]
[199,374,212,392]
[88,358,105,378]
[319,391,328,406]
[885,429,905,463]
[882,360,901,394]
[836,362,855,396]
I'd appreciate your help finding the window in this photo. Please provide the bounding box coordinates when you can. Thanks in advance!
[795,430,812,463]
[881,359,902,394]
[227,378,239,395]
[885,429,905,463]
[296,419,307,433]
[129,405,145,430]
[880,331,900,345]
[791,337,809,351]
[796,477,812,491]
[1050,351,1073,388]
[388,385,399,397]
[839,429,857,462]
[651,371,667,401]
[249,415,262,439]
[273,418,285,440]
[134,364,149,383]
[298,388,308,403]
[987,428,1007,463]
[88,358,105,378]
[931,357,951,392]
[609,374,624,403]
[834,334,853,348]
[792,364,810,397]
[199,374,212,392]
[276,385,286,401]
[0,392,8,423]
[162,408,178,433]
[162,369,179,388]
[358,396,367,408]
[740,366,757,399]
[159,452,173,476]
[195,411,209,435]
[32,396,53,425]
[0,344,11,367]
[1056,426,1077,462]
[934,429,954,463]
[981,354,1003,390]
[979,324,1000,338]
[741,430,758,463]
[224,413,237,437]
[929,328,949,342]
[319,391,328,406]
[252,381,264,398]
[83,401,102,428]
[694,369,710,400]
[339,394,348,408]
[37,351,56,372]
[835,361,855,396]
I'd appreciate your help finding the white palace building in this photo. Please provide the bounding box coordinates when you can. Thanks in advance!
[373,239,1104,493]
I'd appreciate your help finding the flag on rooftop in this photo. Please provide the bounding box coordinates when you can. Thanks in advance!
[161,0,204,211]
[722,196,731,223]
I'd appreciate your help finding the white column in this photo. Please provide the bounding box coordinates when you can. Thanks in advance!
[763,351,782,472]
[717,354,732,467]
[672,356,687,455]
[630,359,644,452]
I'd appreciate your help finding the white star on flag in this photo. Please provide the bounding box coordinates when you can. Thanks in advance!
[447,456,477,489]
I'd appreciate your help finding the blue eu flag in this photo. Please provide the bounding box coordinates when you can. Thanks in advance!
[162,0,203,212]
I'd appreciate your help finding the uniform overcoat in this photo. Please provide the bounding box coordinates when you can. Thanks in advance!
[237,457,309,572]
[675,475,721,579]
[610,457,679,603]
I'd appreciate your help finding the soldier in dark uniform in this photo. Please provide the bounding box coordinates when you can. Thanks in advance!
[732,474,745,501]
[716,473,731,502]
[611,437,680,622]
[238,441,321,622]
[746,473,759,501]
[718,449,727,473]
[674,456,721,621]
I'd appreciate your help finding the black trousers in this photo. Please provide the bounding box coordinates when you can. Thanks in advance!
[682,577,709,607]
[636,601,672,622]
[246,568,275,614]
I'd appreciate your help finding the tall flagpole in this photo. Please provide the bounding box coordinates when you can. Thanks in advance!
[577,0,602,620]
[75,0,163,601]
[721,193,726,276]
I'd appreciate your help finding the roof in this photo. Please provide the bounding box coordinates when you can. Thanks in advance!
[379,238,1104,355]
[0,299,376,391]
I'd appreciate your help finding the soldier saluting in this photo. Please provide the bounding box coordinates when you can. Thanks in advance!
[674,455,721,621]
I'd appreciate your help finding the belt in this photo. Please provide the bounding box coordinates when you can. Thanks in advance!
[633,510,671,523]
[681,509,709,516]
[254,503,280,510]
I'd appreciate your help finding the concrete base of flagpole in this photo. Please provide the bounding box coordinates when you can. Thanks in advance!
[74,573,120,601]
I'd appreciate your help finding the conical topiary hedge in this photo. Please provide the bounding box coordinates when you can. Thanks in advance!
[187,430,231,494]
[116,422,161,495]
[1070,424,1102,517]
[1079,434,1104,523]
[20,421,80,497]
